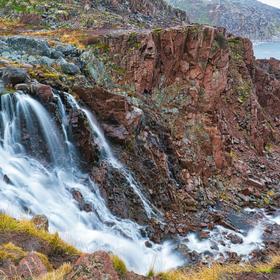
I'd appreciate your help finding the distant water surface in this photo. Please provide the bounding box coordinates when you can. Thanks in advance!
[254,41,280,59]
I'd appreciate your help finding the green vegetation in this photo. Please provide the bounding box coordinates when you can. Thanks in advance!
[0,214,79,256]
[111,255,127,277]
[0,242,26,263]
[128,32,141,49]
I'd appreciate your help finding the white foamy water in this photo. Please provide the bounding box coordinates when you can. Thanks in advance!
[1,90,280,274]
[0,91,182,275]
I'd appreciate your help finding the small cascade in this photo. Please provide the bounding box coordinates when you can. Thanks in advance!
[65,93,161,219]
[0,91,182,275]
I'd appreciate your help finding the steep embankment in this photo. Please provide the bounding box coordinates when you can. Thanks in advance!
[167,0,280,40]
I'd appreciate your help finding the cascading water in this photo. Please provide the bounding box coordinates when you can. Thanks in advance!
[0,90,183,275]
[1,90,280,275]
[65,93,160,219]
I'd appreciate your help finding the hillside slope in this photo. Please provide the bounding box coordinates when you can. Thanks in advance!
[0,0,188,29]
[167,0,280,40]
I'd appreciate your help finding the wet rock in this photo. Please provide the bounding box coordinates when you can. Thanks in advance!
[65,252,119,280]
[61,63,81,75]
[71,189,93,213]
[33,83,53,102]
[2,68,30,86]
[226,233,243,244]
[31,215,49,231]
[17,252,48,279]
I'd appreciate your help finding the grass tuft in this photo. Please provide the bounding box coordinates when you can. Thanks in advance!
[111,255,127,276]
[36,263,72,280]
[0,214,79,256]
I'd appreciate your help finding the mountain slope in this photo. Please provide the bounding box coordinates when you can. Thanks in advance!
[0,0,188,29]
[167,0,280,40]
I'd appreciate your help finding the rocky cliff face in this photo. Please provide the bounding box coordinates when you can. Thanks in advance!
[78,25,280,241]
[167,0,280,40]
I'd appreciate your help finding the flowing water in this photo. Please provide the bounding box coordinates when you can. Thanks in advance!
[0,91,183,275]
[0,90,280,274]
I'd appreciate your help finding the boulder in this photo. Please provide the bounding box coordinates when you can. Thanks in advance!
[65,252,120,280]
[61,63,81,75]
[2,68,30,86]
[17,252,48,279]
[31,215,49,231]
[5,36,51,57]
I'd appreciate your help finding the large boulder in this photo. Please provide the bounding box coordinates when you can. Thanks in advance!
[1,67,30,86]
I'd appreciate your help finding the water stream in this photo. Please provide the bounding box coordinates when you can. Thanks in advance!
[0,91,182,275]
[0,90,279,275]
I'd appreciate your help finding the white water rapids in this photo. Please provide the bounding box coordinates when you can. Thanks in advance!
[0,90,280,275]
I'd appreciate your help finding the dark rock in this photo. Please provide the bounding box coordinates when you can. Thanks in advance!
[6,36,51,57]
[61,63,81,75]
[2,68,30,86]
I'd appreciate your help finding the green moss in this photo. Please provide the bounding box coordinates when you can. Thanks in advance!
[0,214,79,256]
[111,255,127,277]
[215,33,228,50]
[236,81,251,104]
[147,269,155,277]
[128,32,141,49]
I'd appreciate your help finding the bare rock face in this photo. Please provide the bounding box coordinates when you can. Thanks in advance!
[83,25,280,233]
[73,86,143,143]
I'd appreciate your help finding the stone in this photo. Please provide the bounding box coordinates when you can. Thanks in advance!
[32,83,53,102]
[17,252,48,278]
[65,252,120,280]
[61,63,81,75]
[6,36,51,57]
[31,215,49,231]
[1,68,30,86]
[39,56,54,67]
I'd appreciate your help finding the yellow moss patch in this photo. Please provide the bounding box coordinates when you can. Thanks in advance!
[0,214,79,256]
[0,242,26,263]
[36,263,72,280]
[35,252,53,272]
[22,29,86,49]
[160,256,280,280]
[111,255,127,276]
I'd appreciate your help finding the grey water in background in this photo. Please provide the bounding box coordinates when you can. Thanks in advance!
[254,41,280,59]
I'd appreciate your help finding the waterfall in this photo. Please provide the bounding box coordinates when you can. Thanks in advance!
[65,93,160,219]
[0,91,183,275]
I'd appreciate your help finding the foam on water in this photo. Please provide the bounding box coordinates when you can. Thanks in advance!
[0,91,181,275]
[1,90,280,274]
